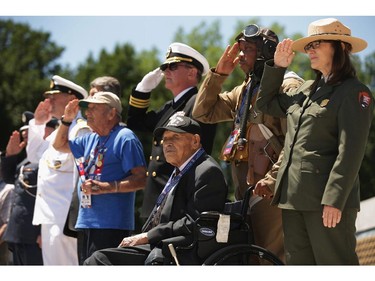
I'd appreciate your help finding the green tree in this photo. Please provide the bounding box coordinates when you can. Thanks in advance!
[2,17,375,216]
[0,19,64,149]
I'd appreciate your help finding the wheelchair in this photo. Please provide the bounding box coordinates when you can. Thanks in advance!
[166,186,284,265]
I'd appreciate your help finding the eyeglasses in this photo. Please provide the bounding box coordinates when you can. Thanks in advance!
[43,92,67,99]
[303,40,332,52]
[160,63,193,72]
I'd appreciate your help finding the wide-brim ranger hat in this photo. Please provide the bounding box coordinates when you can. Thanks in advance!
[160,42,210,75]
[292,18,367,53]
[44,75,88,99]
[154,115,201,137]
[79,91,122,115]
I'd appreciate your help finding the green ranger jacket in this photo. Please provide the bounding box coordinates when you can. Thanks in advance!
[256,61,374,211]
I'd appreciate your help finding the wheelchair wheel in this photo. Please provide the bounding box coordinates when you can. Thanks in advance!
[202,244,284,265]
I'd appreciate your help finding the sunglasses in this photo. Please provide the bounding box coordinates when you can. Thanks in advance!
[304,40,333,52]
[43,92,68,99]
[160,63,193,72]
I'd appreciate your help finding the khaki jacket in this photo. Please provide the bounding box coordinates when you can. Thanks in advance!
[193,68,303,185]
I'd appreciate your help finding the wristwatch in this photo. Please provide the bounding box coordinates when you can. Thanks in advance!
[61,115,72,126]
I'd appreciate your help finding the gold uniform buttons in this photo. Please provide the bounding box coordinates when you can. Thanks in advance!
[156,156,160,161]
[149,156,152,160]
[152,172,157,177]
[153,140,163,146]
[146,171,149,176]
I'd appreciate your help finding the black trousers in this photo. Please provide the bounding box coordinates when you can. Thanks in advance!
[83,244,152,265]
[7,242,43,265]
[77,228,131,265]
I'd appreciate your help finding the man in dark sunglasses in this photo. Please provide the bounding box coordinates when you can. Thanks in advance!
[127,42,217,221]
[193,24,304,263]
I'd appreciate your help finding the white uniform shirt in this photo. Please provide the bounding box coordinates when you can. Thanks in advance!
[27,115,90,225]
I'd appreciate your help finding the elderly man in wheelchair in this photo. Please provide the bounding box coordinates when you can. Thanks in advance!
[84,115,282,265]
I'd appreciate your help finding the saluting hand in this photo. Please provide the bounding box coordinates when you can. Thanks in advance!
[136,67,164,93]
[274,38,295,68]
[34,99,53,125]
[5,130,26,156]
[215,42,240,75]
[63,99,80,122]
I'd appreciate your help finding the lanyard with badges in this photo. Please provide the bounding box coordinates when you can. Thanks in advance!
[235,83,259,126]
[75,126,117,208]
[143,147,205,231]
[223,82,259,158]
[155,147,205,207]
[235,83,251,126]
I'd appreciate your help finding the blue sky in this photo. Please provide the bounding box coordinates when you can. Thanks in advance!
[2,16,373,69]
[2,1,374,69]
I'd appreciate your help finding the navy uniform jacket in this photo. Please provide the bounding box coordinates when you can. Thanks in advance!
[1,155,40,244]
[256,61,374,211]
[127,87,217,217]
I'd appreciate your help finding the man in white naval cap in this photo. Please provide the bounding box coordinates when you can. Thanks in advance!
[127,42,217,221]
[27,75,90,265]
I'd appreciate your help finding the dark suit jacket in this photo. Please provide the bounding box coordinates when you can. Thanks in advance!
[1,155,41,244]
[127,87,217,218]
[142,151,228,264]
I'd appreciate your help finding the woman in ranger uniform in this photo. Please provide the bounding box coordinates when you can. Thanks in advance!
[256,18,374,265]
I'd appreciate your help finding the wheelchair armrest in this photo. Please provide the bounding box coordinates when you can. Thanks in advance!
[160,235,195,256]
[199,211,244,223]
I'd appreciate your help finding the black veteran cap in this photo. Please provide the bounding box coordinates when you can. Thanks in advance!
[44,75,88,100]
[46,117,59,129]
[19,112,58,132]
[160,42,209,75]
[154,114,201,137]
[19,111,34,132]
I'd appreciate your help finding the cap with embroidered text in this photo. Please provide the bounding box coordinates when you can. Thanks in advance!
[154,115,201,137]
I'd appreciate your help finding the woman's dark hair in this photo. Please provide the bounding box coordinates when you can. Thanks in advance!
[310,40,356,92]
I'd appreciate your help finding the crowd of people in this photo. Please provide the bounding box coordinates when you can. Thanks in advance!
[0,17,373,266]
